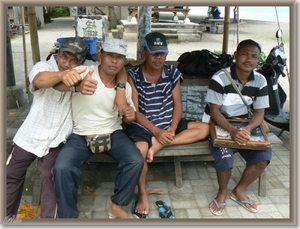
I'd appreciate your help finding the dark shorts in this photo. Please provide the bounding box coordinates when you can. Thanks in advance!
[124,119,189,147]
[208,137,272,173]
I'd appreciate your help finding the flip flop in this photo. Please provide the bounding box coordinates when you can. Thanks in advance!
[132,200,148,219]
[154,200,175,219]
[209,198,226,216]
[230,195,258,213]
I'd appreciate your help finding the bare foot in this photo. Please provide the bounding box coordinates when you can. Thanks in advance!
[147,137,163,162]
[108,203,138,219]
[134,194,149,215]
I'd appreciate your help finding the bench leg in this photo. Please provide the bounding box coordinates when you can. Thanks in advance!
[31,158,42,207]
[174,156,183,188]
[258,171,266,197]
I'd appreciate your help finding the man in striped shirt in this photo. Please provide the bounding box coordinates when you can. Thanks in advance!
[202,39,272,216]
[125,32,210,218]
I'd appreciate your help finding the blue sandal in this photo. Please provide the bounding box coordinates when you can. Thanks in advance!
[154,200,175,219]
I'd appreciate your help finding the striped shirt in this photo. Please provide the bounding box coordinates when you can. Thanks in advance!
[127,63,182,130]
[202,64,269,123]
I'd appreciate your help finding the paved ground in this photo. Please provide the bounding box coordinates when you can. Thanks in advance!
[6,16,292,224]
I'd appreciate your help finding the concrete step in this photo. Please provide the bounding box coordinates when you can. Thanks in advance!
[150,28,177,34]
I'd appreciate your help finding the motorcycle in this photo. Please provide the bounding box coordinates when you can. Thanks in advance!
[257,29,289,137]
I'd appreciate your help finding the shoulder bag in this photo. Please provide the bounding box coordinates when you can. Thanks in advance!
[209,68,270,150]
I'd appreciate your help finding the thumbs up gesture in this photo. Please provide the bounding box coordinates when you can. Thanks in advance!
[78,65,98,95]
[60,66,87,87]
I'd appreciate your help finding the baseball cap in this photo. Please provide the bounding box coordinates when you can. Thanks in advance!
[60,36,88,63]
[144,32,169,54]
[102,38,127,56]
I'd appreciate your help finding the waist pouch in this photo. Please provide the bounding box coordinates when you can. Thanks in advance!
[85,134,111,153]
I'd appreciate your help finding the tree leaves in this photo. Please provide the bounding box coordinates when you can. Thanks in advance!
[17,200,37,219]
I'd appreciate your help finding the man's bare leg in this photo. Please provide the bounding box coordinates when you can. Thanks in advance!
[209,169,231,215]
[134,142,150,215]
[147,137,164,163]
[230,161,268,212]
[171,122,209,145]
[147,122,209,163]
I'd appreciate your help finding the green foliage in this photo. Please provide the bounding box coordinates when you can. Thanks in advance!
[49,7,70,18]
[110,23,117,30]
[257,51,267,69]
[212,50,222,56]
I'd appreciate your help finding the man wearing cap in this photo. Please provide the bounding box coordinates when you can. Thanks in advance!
[6,36,90,219]
[6,36,127,219]
[52,38,143,219]
[125,32,210,218]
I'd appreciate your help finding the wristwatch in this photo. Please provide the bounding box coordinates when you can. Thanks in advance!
[115,82,126,90]
[70,86,76,93]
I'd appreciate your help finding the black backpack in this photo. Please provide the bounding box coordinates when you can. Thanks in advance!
[177,49,233,78]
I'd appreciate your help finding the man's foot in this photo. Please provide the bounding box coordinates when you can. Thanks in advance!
[147,137,163,162]
[108,203,139,219]
[230,193,258,213]
[134,194,149,214]
[209,198,226,216]
[132,198,149,219]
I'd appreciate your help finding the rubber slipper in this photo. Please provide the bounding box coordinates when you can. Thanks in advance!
[209,198,225,216]
[230,195,258,213]
[132,200,148,219]
[154,200,175,219]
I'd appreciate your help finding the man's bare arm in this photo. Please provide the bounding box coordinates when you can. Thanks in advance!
[32,66,87,90]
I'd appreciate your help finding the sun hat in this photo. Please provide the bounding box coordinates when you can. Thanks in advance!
[60,36,88,63]
[144,32,169,54]
[102,38,127,56]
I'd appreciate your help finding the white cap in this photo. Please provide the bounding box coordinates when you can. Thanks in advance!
[102,38,127,56]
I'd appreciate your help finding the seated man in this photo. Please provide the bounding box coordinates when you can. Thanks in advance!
[202,39,272,216]
[53,38,144,219]
[125,32,210,218]
[6,36,89,219]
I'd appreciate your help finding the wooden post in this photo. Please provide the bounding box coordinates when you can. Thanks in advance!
[136,7,151,60]
[27,6,40,65]
[222,6,230,54]
[20,7,29,94]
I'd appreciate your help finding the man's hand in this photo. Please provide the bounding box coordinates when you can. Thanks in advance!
[122,103,136,123]
[59,66,87,87]
[78,66,97,95]
[231,127,251,145]
[112,87,127,117]
[154,129,174,145]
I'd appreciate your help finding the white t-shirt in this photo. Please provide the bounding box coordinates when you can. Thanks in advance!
[72,65,135,135]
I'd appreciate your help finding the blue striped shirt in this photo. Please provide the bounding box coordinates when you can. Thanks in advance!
[127,63,183,130]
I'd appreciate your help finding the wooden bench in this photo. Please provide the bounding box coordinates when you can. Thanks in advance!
[85,60,282,197]
[31,61,281,206]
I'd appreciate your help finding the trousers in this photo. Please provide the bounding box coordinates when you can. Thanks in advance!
[53,130,144,218]
[6,143,62,218]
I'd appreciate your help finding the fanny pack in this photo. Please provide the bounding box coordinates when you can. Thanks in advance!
[85,134,111,153]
